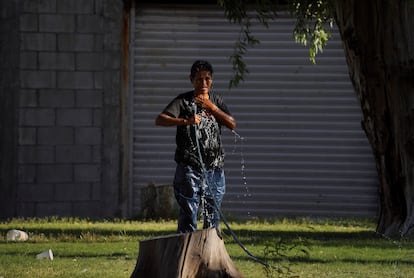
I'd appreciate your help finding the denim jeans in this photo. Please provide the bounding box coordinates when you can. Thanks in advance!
[173,163,226,233]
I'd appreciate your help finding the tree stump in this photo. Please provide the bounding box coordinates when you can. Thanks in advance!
[130,227,244,278]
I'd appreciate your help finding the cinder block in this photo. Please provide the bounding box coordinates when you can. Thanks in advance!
[22,0,57,13]
[58,34,94,51]
[103,1,122,28]
[55,183,91,201]
[39,89,75,107]
[57,71,94,89]
[91,182,100,200]
[103,32,121,52]
[57,108,92,126]
[39,52,75,70]
[22,1,39,13]
[19,108,55,126]
[103,51,121,69]
[75,127,101,144]
[20,33,56,51]
[74,164,100,182]
[94,34,104,51]
[76,53,103,71]
[39,14,75,33]
[20,14,38,32]
[18,165,36,183]
[76,90,102,108]
[21,70,56,89]
[76,15,103,33]
[36,202,72,217]
[20,52,37,69]
[16,202,36,218]
[17,183,54,202]
[18,127,37,145]
[18,146,55,163]
[19,89,38,107]
[38,0,57,13]
[94,71,103,89]
[56,145,91,163]
[38,164,73,183]
[72,201,100,217]
[92,145,101,162]
[92,109,102,126]
[37,127,74,144]
[94,0,103,14]
[57,0,94,14]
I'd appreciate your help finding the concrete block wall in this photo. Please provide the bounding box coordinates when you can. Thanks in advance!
[14,0,124,218]
[0,1,20,218]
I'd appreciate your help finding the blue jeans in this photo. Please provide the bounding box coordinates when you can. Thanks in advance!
[173,163,226,233]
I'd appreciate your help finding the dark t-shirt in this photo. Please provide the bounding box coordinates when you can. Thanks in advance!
[162,90,231,169]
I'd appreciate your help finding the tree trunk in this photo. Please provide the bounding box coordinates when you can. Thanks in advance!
[130,227,244,278]
[334,0,414,237]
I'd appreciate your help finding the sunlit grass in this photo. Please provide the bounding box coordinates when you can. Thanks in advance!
[1,217,413,278]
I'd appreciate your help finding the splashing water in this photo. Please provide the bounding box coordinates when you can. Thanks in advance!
[231,130,251,216]
[195,129,269,268]
[198,129,253,225]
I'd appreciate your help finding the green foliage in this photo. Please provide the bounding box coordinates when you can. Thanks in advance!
[218,0,335,87]
[217,0,278,87]
[290,0,335,63]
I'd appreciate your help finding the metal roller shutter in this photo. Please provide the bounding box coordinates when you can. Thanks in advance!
[130,3,378,218]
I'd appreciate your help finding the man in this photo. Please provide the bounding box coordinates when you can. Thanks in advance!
[155,60,236,233]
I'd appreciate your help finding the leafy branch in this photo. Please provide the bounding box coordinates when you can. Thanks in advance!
[218,0,277,88]
[218,0,335,87]
[290,0,335,63]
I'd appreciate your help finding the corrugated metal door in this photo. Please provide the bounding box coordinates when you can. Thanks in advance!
[130,4,379,218]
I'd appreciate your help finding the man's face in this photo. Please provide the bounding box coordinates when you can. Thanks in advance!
[191,70,213,95]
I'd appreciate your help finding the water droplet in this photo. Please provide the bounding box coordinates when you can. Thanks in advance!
[230,130,252,218]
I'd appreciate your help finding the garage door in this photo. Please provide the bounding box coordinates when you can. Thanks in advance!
[130,3,378,219]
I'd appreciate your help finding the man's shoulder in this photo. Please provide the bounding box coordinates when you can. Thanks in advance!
[176,90,194,99]
[209,90,223,103]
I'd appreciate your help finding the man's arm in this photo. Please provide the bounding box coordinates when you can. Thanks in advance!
[155,113,199,126]
[194,96,236,130]
[209,106,236,130]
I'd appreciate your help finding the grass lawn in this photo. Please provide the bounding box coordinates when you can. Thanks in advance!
[1,217,413,277]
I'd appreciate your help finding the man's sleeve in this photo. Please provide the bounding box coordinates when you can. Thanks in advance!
[162,97,180,118]
[214,93,231,115]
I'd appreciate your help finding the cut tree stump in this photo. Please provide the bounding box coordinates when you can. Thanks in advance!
[130,227,244,278]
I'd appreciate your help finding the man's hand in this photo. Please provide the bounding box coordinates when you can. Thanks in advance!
[191,114,201,125]
[194,95,218,113]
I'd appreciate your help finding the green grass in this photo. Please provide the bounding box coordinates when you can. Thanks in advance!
[1,217,413,277]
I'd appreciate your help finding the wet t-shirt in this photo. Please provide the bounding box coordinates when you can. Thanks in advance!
[161,90,231,169]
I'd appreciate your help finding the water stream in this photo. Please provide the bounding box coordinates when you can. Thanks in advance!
[231,129,251,217]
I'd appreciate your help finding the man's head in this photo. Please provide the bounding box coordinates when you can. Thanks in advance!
[190,60,213,81]
[190,60,213,95]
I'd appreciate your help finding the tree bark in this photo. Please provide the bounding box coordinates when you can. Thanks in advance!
[334,0,414,237]
[130,227,244,278]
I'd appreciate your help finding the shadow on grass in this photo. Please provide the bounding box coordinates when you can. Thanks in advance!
[226,228,379,240]
[0,249,136,260]
[0,227,177,239]
[0,227,382,248]
[0,225,377,239]
[230,254,414,266]
[219,228,414,249]
[2,226,413,250]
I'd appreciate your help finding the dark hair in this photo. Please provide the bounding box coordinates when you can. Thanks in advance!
[190,60,213,80]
